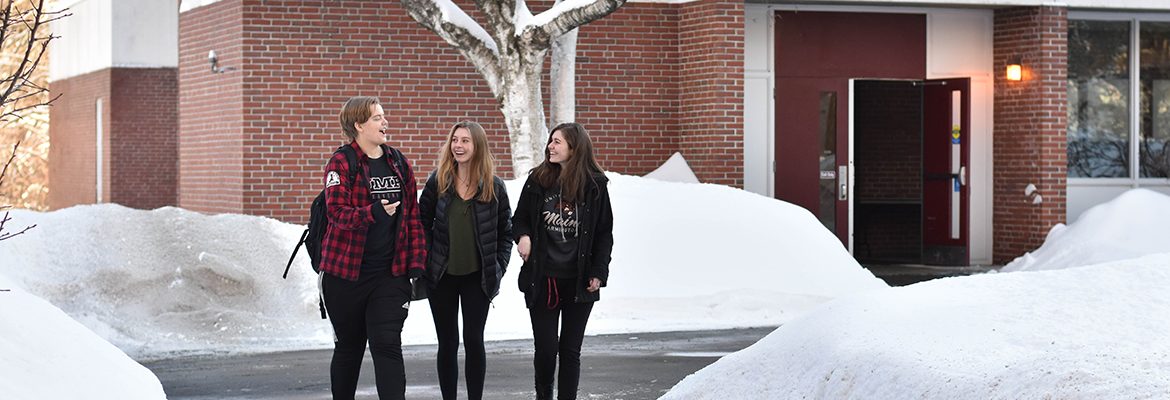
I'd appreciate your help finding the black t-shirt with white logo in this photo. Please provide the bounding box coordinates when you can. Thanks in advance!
[362,154,403,273]
[541,187,579,278]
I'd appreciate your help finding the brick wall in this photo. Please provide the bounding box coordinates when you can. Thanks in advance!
[49,67,179,210]
[574,2,682,175]
[110,68,179,209]
[678,0,744,187]
[855,81,922,201]
[993,6,1068,264]
[179,0,728,223]
[49,70,110,209]
[179,0,245,215]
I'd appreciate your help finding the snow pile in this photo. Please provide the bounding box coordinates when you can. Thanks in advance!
[0,279,166,399]
[0,204,328,359]
[0,173,884,360]
[643,152,700,184]
[1003,189,1170,272]
[663,253,1170,399]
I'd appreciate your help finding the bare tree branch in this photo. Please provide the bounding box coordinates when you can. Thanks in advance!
[0,0,67,239]
[400,0,504,97]
[0,141,35,241]
[529,0,625,46]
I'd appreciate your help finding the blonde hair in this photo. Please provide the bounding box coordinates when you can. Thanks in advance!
[437,120,496,202]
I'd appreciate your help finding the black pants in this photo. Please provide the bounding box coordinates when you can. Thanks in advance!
[322,272,411,400]
[529,277,594,400]
[428,272,491,400]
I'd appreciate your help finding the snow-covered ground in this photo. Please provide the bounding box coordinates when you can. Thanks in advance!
[663,189,1170,399]
[0,275,166,399]
[0,168,885,398]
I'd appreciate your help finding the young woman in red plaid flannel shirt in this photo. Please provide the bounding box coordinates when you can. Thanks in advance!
[319,96,426,400]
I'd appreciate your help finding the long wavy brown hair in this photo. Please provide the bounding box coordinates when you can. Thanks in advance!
[436,120,497,202]
[531,122,604,202]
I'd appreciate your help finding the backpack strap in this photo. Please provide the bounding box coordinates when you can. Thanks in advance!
[282,228,311,279]
[281,145,361,281]
[337,145,359,184]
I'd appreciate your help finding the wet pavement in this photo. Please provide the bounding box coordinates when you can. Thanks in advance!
[145,327,775,400]
[864,263,999,286]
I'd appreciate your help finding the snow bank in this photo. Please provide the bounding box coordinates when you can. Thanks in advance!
[642,152,700,184]
[0,282,166,399]
[663,253,1170,399]
[1003,189,1170,272]
[0,204,328,359]
[0,173,884,360]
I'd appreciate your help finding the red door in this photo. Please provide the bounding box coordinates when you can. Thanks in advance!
[773,11,925,249]
[775,78,850,243]
[922,78,970,265]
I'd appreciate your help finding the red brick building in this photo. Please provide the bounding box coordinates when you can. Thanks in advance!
[49,0,1170,265]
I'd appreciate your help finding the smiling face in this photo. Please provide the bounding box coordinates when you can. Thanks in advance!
[450,127,475,165]
[354,104,387,148]
[547,129,573,165]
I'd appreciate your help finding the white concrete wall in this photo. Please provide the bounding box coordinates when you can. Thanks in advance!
[112,0,179,69]
[51,0,112,81]
[741,4,996,265]
[744,4,774,198]
[50,0,178,82]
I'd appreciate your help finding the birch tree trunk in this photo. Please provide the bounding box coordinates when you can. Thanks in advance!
[549,26,577,128]
[501,63,548,174]
[400,0,625,176]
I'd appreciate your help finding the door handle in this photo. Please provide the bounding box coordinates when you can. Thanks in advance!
[958,166,967,186]
[837,165,848,201]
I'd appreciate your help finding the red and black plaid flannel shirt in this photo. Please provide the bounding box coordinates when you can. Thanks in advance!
[319,141,426,281]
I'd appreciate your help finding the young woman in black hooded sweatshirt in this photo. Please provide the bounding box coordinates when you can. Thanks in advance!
[512,122,614,400]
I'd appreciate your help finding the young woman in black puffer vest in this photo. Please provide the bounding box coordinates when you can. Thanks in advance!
[415,120,512,400]
[513,122,614,400]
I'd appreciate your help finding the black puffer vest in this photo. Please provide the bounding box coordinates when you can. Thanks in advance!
[415,171,513,299]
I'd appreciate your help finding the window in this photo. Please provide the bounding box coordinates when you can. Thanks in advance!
[1068,18,1170,179]
[1140,22,1170,178]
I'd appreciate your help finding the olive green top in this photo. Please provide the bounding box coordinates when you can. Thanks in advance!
[444,195,480,276]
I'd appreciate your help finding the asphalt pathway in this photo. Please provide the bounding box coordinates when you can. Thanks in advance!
[145,327,774,400]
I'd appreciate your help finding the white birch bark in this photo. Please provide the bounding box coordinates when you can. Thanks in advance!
[400,0,625,175]
[550,26,577,128]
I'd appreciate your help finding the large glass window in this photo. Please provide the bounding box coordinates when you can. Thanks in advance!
[1070,18,1170,179]
[1068,20,1130,178]
[1140,22,1170,178]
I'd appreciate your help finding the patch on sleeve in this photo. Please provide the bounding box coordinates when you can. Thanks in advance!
[325,171,341,188]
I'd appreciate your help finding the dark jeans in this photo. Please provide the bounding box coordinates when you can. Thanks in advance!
[322,272,411,400]
[529,277,594,400]
[428,272,491,400]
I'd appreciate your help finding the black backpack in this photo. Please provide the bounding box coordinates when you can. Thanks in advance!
[283,145,358,318]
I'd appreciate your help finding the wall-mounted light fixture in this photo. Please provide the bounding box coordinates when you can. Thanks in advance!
[208,50,235,73]
[1006,57,1023,81]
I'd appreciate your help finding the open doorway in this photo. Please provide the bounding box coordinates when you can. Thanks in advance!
[851,78,972,267]
[852,80,924,265]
